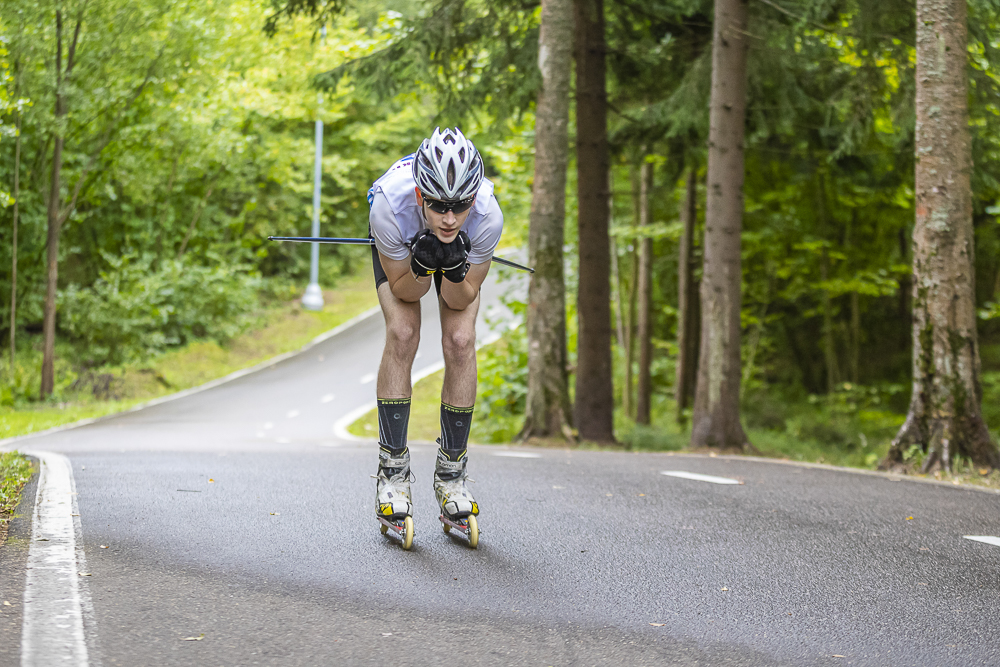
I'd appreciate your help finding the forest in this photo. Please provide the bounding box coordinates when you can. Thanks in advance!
[2,0,1000,477]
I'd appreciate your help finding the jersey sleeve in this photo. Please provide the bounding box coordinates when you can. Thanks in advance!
[369,191,410,261]
[467,195,504,265]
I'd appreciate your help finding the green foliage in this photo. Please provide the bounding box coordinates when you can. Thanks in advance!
[474,295,528,443]
[0,0,438,398]
[60,254,261,366]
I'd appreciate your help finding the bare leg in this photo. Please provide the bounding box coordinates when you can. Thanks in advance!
[439,291,480,407]
[377,283,421,399]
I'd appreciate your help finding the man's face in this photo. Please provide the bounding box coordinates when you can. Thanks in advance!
[415,188,475,244]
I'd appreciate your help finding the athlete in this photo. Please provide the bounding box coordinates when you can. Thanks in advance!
[367,127,503,539]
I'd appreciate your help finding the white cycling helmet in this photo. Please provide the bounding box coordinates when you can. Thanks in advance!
[412,127,484,202]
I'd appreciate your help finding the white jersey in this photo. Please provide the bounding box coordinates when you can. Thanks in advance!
[367,154,503,265]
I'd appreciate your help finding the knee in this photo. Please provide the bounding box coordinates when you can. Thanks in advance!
[385,319,420,356]
[443,326,476,360]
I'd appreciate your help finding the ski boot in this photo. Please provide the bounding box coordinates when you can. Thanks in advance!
[433,445,480,548]
[373,445,415,550]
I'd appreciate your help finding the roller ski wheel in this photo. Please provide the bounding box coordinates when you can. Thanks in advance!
[439,513,479,548]
[378,515,414,550]
[374,445,415,550]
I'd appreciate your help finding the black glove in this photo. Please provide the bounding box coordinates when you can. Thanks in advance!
[440,231,472,283]
[409,229,440,277]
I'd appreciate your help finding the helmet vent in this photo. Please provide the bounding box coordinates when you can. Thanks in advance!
[458,147,466,162]
[435,147,444,162]
[447,161,456,188]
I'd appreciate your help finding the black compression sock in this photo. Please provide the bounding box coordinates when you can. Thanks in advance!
[377,398,411,454]
[440,403,474,458]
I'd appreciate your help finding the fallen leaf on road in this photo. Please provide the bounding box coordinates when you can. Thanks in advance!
[182,634,205,641]
[208,479,215,483]
[381,633,392,637]
[649,623,665,627]
[906,516,914,521]
[832,655,845,659]
[100,545,108,549]
[720,587,729,591]
[3,601,11,606]
[270,512,280,516]
[35,538,49,542]
[78,573,92,577]
[637,493,646,497]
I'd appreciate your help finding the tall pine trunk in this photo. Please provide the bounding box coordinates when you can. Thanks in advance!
[635,156,653,425]
[573,0,615,443]
[691,0,751,451]
[883,0,999,471]
[42,12,69,397]
[521,0,574,441]
[676,167,699,423]
[10,59,21,370]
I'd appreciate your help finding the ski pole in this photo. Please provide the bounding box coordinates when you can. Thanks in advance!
[267,236,535,273]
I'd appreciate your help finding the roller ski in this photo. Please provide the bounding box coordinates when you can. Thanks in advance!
[374,445,415,550]
[433,446,480,548]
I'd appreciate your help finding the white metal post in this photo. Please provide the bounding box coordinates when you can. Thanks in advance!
[302,28,327,311]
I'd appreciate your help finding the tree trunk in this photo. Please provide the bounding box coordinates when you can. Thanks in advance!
[850,291,860,384]
[573,0,615,443]
[635,156,654,425]
[10,61,21,370]
[691,0,751,451]
[42,12,68,398]
[816,173,839,393]
[882,0,999,471]
[610,170,629,415]
[521,0,574,442]
[676,166,699,424]
[621,165,638,419]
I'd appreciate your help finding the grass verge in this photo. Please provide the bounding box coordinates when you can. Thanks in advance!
[0,274,378,442]
[1,452,33,544]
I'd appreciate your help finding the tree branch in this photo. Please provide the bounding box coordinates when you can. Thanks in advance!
[58,49,164,225]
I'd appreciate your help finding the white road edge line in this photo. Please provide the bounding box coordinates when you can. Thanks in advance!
[964,535,1000,547]
[20,450,93,667]
[661,470,742,485]
[332,332,501,443]
[0,306,383,452]
[492,452,541,459]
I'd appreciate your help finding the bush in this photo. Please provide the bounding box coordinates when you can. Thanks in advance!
[60,253,261,366]
[474,297,528,443]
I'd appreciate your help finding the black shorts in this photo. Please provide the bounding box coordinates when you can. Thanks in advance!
[371,234,442,295]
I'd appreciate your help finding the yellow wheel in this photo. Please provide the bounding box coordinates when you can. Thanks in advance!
[402,516,414,550]
[467,515,479,549]
[380,523,388,535]
[443,521,451,534]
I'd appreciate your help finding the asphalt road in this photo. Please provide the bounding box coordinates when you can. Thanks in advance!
[3,265,1000,667]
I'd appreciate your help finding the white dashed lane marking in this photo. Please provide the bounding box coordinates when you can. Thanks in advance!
[661,471,741,485]
[964,536,1000,547]
[360,373,376,385]
[321,394,335,403]
[492,452,542,459]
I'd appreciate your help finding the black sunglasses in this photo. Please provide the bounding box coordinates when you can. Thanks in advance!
[422,195,476,215]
